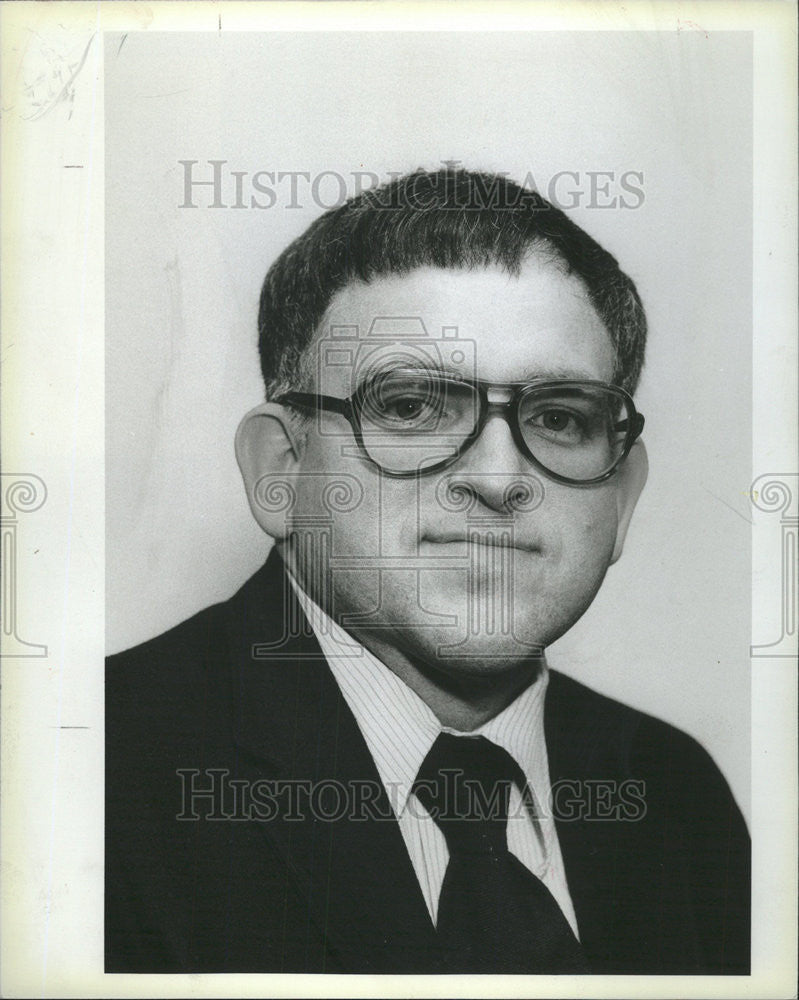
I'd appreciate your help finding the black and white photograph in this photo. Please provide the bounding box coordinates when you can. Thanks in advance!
[1,2,796,996]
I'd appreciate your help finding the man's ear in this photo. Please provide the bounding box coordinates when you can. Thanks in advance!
[235,402,306,540]
[610,440,648,565]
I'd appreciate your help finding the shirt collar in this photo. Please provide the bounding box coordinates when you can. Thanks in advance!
[286,568,551,818]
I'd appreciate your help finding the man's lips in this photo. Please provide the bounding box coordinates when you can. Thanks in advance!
[421,534,541,554]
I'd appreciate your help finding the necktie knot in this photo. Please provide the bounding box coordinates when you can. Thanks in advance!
[412,733,526,857]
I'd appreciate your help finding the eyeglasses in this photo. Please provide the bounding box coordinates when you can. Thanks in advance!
[277,368,645,485]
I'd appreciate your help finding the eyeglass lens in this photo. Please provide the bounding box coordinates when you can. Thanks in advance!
[357,372,629,480]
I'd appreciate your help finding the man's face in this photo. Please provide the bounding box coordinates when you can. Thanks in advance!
[283,258,633,678]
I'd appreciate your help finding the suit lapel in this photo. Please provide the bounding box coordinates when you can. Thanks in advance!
[225,552,437,972]
[544,669,645,972]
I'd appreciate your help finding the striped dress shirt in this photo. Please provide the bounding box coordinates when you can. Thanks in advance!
[288,574,580,937]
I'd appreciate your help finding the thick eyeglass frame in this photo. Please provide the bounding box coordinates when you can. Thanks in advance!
[276,369,645,486]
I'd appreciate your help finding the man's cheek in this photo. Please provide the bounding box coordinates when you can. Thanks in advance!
[581,511,620,565]
[331,568,381,619]
[292,462,382,557]
[330,507,381,559]
[561,495,620,560]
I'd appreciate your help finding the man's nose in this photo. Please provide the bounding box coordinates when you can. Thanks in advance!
[443,413,543,514]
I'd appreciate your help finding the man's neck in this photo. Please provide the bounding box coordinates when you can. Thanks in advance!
[280,546,544,730]
[346,627,541,731]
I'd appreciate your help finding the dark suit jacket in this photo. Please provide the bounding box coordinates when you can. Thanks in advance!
[106,551,750,974]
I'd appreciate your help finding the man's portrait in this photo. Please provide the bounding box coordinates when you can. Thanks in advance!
[106,166,749,974]
[101,25,758,982]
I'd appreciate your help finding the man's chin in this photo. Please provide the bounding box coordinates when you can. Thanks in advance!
[389,619,548,678]
[332,569,571,669]
[432,643,546,679]
[416,584,556,649]
[398,637,546,701]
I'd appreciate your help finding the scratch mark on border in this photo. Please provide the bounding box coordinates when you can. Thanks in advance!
[23,33,96,122]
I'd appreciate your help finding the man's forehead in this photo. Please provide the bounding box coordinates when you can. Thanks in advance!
[313,262,614,390]
[321,261,579,320]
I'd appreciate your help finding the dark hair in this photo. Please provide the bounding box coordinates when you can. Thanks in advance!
[257,168,646,396]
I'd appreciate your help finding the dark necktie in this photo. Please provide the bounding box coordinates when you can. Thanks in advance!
[413,732,589,974]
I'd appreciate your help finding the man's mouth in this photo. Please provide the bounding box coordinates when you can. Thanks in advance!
[421,533,541,554]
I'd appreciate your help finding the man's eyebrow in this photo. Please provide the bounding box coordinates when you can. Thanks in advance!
[406,364,603,381]
[516,365,602,381]
[358,361,463,381]
[357,362,604,384]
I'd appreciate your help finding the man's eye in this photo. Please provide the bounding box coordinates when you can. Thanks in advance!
[364,391,440,428]
[530,409,581,433]
[543,410,571,431]
[387,396,429,420]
